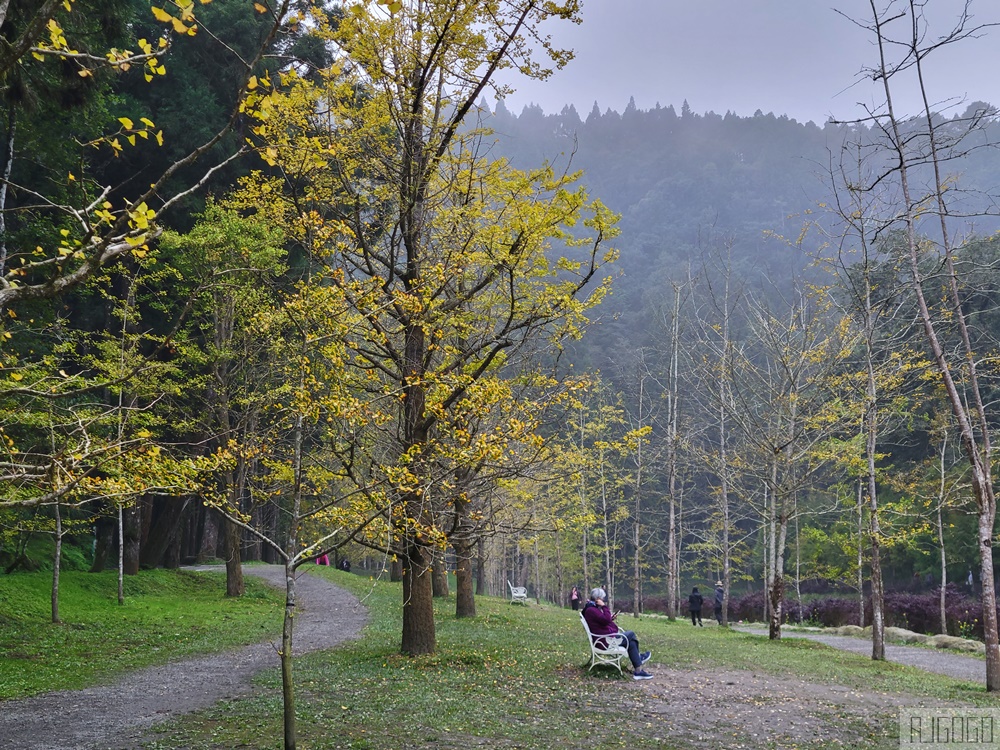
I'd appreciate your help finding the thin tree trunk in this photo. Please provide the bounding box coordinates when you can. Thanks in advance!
[937,428,949,634]
[534,538,542,605]
[632,375,645,618]
[0,103,14,276]
[794,515,802,624]
[117,505,124,605]
[857,479,865,627]
[51,501,61,624]
[281,560,297,750]
[281,411,305,750]
[937,504,947,634]
[666,288,681,619]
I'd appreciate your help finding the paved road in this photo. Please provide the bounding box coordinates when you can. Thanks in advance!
[0,566,367,750]
[734,626,985,684]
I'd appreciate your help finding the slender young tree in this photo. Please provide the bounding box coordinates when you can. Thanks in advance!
[841,0,1000,688]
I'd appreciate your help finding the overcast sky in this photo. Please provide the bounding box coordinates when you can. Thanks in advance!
[497,0,1000,124]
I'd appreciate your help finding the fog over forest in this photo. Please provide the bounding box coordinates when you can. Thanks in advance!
[484,97,1000,365]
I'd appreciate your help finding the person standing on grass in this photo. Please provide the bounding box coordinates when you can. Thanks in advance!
[714,581,724,625]
[570,586,581,611]
[582,588,653,680]
[688,587,704,626]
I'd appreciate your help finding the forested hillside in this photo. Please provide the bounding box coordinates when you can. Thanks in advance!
[4,0,1000,695]
[487,98,1000,357]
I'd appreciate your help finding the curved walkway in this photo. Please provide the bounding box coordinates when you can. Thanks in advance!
[0,566,368,750]
[734,625,985,684]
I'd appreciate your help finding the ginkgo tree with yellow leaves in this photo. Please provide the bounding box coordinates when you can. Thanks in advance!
[241,0,615,657]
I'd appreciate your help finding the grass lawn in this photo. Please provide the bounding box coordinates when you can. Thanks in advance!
[139,568,1000,750]
[0,566,283,699]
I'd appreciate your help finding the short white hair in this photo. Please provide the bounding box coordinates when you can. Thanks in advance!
[590,588,607,601]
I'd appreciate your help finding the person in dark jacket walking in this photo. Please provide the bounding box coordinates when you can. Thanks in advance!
[570,586,581,611]
[582,588,653,680]
[714,581,725,625]
[688,587,703,626]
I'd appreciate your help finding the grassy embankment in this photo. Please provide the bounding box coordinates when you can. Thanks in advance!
[137,567,999,750]
[0,566,282,699]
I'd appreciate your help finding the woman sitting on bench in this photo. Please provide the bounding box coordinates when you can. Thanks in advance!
[581,588,653,680]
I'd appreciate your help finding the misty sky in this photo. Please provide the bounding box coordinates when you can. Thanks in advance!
[498,0,1000,123]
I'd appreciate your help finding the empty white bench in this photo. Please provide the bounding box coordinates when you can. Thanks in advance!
[508,580,528,604]
[579,612,630,674]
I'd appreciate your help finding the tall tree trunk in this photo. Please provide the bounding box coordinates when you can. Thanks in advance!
[533,538,542,605]
[140,498,189,570]
[401,545,435,655]
[223,517,245,597]
[122,502,141,576]
[90,513,115,573]
[475,537,485,595]
[197,506,219,563]
[554,527,564,609]
[454,541,476,617]
[431,548,449,597]
[225,462,247,596]
[768,512,788,640]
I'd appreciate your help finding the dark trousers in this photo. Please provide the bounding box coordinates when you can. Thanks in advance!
[621,630,641,668]
[690,609,702,626]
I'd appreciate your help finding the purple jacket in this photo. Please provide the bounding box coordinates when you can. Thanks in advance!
[582,601,619,638]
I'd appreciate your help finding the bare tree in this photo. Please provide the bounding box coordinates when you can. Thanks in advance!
[838,0,1000,688]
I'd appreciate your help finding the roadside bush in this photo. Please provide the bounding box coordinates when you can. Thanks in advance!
[643,595,670,615]
[730,584,986,639]
[801,597,861,627]
[884,585,983,638]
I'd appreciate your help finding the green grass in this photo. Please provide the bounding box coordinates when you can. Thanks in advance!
[0,567,283,699]
[4,564,997,748]
[140,570,1000,750]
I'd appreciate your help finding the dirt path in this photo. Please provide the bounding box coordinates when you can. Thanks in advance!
[0,566,367,750]
[620,627,986,749]
[734,625,985,684]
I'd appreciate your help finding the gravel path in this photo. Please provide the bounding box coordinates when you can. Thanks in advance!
[734,626,985,684]
[0,566,367,750]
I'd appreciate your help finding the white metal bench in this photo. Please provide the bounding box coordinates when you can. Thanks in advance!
[579,612,630,674]
[508,580,528,604]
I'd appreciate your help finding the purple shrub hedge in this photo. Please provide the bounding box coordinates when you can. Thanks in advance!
[727,584,985,638]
